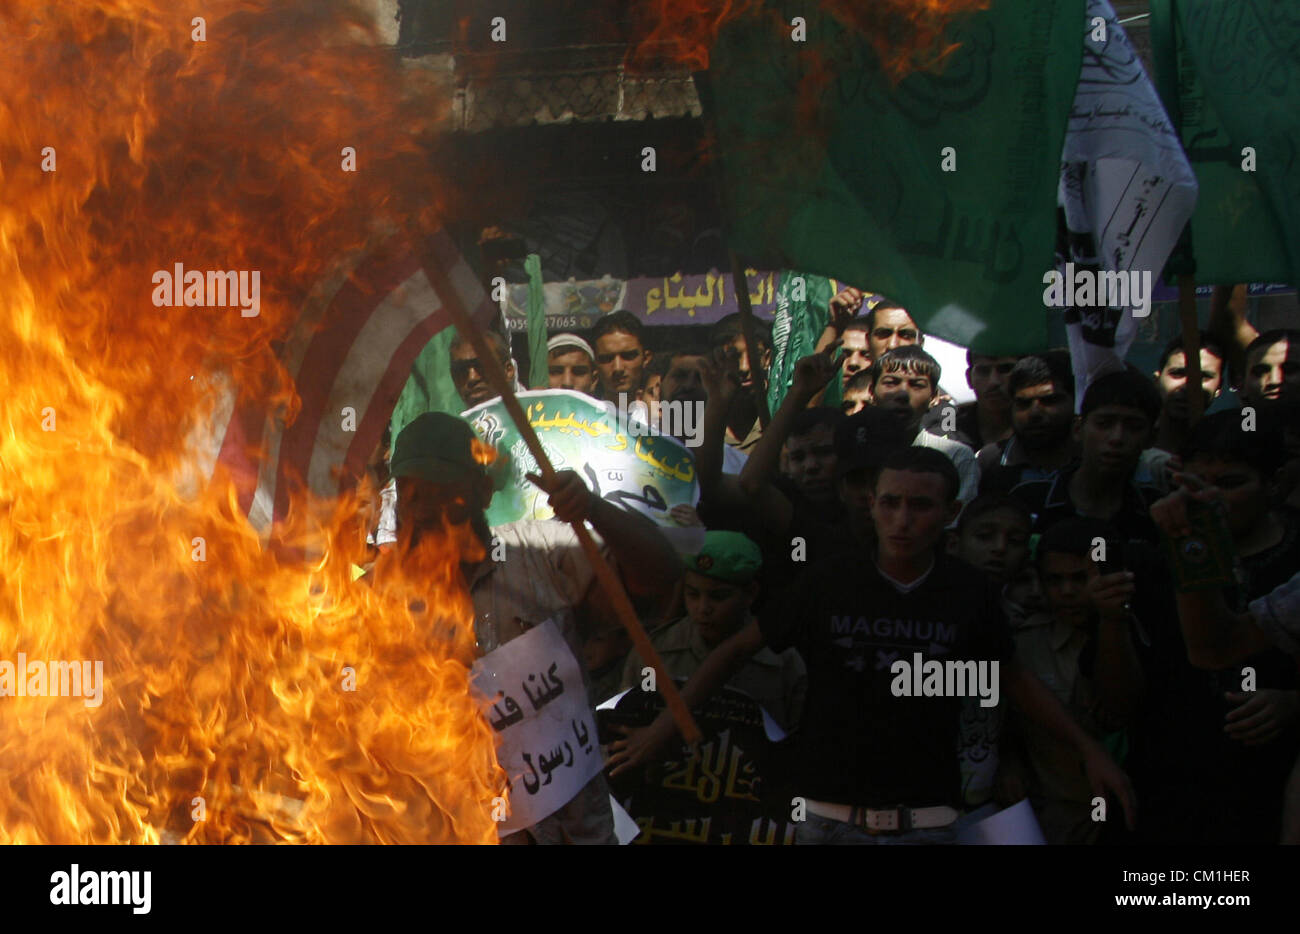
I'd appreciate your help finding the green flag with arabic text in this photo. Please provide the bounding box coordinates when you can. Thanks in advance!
[1150,0,1300,285]
[703,0,1086,354]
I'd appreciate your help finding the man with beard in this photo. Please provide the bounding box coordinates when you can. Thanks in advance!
[978,352,1077,492]
[389,411,681,843]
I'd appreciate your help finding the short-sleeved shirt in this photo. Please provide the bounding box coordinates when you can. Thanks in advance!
[758,551,1013,808]
[468,520,608,657]
[467,520,617,844]
[620,615,807,732]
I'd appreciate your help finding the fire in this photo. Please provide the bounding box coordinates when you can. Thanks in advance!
[631,0,990,76]
[0,1,502,843]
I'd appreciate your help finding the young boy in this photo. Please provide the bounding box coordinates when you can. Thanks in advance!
[619,531,806,733]
[869,346,979,505]
[840,369,873,416]
[1002,518,1145,844]
[950,495,1036,810]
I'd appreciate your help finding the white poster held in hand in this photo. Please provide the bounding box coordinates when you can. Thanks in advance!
[472,619,602,835]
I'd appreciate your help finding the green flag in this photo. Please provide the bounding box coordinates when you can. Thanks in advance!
[389,328,462,444]
[524,253,548,389]
[704,0,1085,354]
[1150,0,1300,285]
[766,270,835,413]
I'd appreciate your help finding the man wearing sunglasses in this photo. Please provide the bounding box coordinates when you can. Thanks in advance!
[449,330,518,410]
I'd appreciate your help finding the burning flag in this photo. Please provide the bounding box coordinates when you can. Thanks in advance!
[0,0,505,843]
[208,229,499,540]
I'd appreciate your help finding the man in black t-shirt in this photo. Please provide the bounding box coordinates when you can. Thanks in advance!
[609,447,1135,844]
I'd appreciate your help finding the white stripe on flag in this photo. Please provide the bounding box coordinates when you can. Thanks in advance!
[304,267,443,495]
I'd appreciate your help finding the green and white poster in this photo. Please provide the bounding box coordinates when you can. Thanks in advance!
[462,390,700,529]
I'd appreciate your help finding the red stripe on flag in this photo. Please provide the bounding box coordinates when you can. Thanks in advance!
[338,298,499,488]
[268,246,423,523]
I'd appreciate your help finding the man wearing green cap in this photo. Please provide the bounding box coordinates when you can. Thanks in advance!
[388,410,683,844]
[619,531,806,732]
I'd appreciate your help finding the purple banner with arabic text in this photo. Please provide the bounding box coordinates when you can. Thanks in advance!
[624,269,777,325]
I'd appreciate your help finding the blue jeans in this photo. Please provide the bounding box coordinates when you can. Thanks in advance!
[795,812,959,845]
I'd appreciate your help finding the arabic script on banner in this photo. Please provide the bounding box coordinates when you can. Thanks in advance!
[604,685,796,846]
[472,620,602,835]
[464,390,699,529]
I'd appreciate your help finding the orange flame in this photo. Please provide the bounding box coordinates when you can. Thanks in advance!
[0,1,502,842]
[631,0,990,77]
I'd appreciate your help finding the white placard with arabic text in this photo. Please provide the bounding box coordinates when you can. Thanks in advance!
[472,619,602,835]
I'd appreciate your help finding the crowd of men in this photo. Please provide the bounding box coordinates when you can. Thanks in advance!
[379,291,1300,845]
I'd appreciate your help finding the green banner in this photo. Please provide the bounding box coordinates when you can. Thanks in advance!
[462,390,699,528]
[524,253,548,389]
[766,271,836,413]
[1150,0,1300,285]
[705,0,1085,354]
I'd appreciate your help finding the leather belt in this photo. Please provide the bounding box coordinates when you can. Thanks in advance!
[805,799,959,834]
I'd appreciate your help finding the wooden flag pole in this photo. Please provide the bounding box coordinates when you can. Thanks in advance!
[412,233,703,746]
[729,251,772,429]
